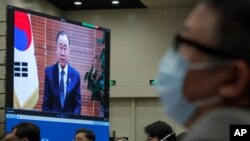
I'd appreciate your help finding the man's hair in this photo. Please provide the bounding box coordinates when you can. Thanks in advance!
[75,128,95,141]
[200,0,250,63]
[56,30,71,46]
[12,122,40,141]
[144,121,176,141]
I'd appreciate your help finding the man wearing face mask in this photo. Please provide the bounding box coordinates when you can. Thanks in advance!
[156,0,250,141]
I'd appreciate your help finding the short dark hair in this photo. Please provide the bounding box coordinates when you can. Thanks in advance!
[144,121,176,141]
[12,122,40,141]
[56,30,71,46]
[200,0,250,63]
[75,128,96,141]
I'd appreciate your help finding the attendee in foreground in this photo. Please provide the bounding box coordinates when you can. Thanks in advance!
[144,121,176,141]
[12,122,40,141]
[156,0,250,140]
[74,128,95,141]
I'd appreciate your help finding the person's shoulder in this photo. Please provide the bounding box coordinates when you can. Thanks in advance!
[45,63,57,72]
[184,108,250,141]
[201,108,250,124]
[68,64,80,76]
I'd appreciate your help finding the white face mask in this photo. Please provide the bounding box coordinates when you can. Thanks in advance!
[156,48,223,125]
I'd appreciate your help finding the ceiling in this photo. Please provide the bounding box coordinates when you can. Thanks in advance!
[47,0,199,10]
[142,0,200,9]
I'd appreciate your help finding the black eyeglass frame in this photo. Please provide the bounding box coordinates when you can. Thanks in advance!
[174,34,243,61]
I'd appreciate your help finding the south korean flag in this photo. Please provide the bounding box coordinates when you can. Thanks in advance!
[14,11,39,109]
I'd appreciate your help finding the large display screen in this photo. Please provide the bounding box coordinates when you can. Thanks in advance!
[5,5,110,141]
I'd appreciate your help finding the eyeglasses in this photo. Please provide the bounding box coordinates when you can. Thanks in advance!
[72,138,84,141]
[145,137,153,141]
[72,138,91,141]
[58,46,69,52]
[173,34,233,70]
[174,34,237,60]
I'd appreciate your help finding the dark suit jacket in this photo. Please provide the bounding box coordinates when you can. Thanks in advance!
[42,63,81,115]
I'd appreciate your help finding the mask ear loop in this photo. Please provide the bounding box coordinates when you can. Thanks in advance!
[159,132,175,141]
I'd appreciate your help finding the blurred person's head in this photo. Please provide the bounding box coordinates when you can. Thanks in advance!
[0,132,12,141]
[114,137,128,141]
[144,121,176,141]
[12,122,40,141]
[157,0,250,127]
[56,30,70,69]
[74,128,95,141]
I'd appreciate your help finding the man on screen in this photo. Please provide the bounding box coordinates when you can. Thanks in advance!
[42,30,81,115]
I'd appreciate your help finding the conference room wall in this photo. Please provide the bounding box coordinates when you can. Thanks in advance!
[64,8,191,141]
[64,8,191,98]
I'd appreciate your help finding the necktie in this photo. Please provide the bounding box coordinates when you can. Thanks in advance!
[60,70,65,109]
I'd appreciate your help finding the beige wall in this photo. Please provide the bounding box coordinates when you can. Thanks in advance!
[64,8,190,98]
[64,8,190,140]
[110,98,187,141]
[0,0,62,135]
[0,1,190,140]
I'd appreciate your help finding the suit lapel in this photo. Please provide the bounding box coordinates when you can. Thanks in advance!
[53,64,59,91]
[53,63,62,109]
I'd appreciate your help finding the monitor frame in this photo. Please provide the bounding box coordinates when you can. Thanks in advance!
[5,5,111,121]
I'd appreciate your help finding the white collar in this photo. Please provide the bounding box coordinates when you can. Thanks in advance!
[58,63,68,76]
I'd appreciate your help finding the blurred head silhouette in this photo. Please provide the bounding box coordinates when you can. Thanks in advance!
[157,0,250,127]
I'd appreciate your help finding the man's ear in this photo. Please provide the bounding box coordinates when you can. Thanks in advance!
[218,60,249,98]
